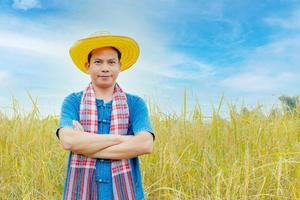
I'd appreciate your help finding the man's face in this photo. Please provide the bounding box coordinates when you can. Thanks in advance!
[85,47,121,89]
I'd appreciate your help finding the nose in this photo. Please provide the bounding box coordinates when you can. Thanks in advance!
[101,63,110,73]
[101,68,109,73]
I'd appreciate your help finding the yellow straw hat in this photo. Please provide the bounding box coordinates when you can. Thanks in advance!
[69,31,140,74]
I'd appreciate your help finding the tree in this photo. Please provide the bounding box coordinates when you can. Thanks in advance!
[278,95,299,112]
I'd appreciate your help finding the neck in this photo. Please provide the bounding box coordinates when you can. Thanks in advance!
[92,82,115,102]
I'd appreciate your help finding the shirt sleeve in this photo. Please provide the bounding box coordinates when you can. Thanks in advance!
[56,93,80,139]
[131,97,155,141]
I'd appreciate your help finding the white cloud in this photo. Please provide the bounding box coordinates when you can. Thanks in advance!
[219,36,300,93]
[0,70,9,81]
[221,71,296,92]
[0,31,68,58]
[0,2,201,115]
[12,0,41,10]
[0,70,14,89]
[220,8,300,94]
[138,51,215,81]
[264,9,300,29]
[2,0,299,116]
[254,37,300,62]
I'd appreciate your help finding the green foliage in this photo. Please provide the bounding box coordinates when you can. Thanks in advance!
[279,95,299,113]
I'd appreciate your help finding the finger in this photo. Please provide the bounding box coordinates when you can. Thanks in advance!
[74,121,84,131]
[76,122,84,131]
[72,120,81,130]
[72,120,77,127]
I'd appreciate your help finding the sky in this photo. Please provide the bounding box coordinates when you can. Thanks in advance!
[0,0,300,117]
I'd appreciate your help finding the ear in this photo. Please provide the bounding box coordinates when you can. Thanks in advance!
[84,62,90,71]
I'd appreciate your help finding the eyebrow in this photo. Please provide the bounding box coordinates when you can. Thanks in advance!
[93,58,117,61]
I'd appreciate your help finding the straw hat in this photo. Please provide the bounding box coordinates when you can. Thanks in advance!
[69,31,140,73]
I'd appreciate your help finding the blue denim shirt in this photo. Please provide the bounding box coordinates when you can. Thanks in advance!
[57,91,154,200]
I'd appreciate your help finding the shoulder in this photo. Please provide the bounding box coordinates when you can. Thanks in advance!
[125,93,146,106]
[62,91,83,108]
[125,93,149,114]
[65,91,83,100]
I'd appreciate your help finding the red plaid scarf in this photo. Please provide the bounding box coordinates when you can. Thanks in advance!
[63,82,136,200]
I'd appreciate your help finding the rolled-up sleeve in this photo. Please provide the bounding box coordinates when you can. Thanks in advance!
[131,97,155,141]
[56,93,79,139]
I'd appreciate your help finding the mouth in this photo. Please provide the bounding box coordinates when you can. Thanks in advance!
[97,75,112,80]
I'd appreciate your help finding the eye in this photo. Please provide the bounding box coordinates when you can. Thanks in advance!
[94,60,101,64]
[109,61,116,65]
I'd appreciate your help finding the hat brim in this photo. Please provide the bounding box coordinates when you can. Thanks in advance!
[69,35,140,74]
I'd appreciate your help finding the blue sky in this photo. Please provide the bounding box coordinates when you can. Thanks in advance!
[0,0,300,117]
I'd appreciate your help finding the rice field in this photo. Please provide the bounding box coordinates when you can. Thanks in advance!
[0,96,299,199]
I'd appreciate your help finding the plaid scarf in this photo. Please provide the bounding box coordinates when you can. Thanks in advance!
[63,82,136,200]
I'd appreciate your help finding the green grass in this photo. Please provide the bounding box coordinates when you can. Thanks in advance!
[0,97,299,199]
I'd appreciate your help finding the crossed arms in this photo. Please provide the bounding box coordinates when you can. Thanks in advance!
[58,122,154,160]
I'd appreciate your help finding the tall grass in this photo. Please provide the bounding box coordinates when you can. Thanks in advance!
[0,96,299,199]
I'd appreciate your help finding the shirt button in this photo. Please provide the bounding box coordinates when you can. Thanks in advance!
[98,179,109,183]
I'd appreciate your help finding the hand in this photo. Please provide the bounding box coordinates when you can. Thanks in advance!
[73,120,84,131]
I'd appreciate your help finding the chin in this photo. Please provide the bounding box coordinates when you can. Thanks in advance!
[94,81,114,88]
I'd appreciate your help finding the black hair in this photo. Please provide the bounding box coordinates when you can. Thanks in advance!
[87,46,122,62]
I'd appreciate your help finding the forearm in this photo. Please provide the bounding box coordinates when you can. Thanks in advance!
[87,132,154,160]
[59,127,124,155]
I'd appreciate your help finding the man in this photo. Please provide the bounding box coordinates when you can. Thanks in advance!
[56,32,155,200]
